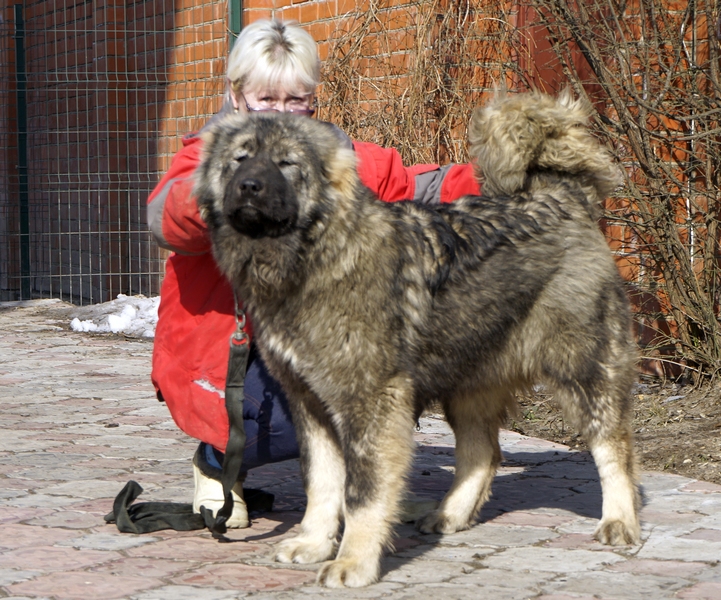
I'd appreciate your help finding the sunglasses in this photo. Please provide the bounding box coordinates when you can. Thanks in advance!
[241,93,316,117]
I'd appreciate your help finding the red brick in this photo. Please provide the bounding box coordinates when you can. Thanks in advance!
[279,6,301,22]
[299,2,318,23]
[318,1,336,21]
[245,9,274,25]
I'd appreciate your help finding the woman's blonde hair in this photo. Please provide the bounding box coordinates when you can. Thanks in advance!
[227,19,320,96]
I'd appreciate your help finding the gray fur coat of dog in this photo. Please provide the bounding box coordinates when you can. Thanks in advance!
[195,90,639,588]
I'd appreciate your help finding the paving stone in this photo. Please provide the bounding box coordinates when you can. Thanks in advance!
[382,558,470,584]
[680,481,721,494]
[536,595,596,600]
[88,557,198,579]
[12,466,120,482]
[272,582,403,599]
[0,523,78,550]
[553,516,604,536]
[481,546,624,572]
[676,581,721,599]
[0,546,117,572]
[0,438,64,452]
[26,509,123,529]
[130,586,240,600]
[607,558,708,578]
[39,479,129,499]
[640,508,704,525]
[447,567,555,593]
[67,497,119,515]
[5,493,85,509]
[56,532,160,551]
[0,490,30,501]
[485,510,576,528]
[541,532,606,550]
[680,528,721,542]
[6,571,163,600]
[636,532,721,562]
[0,507,55,525]
[438,524,560,547]
[124,537,267,562]
[541,570,692,599]
[0,569,41,586]
[697,507,721,527]
[641,472,690,497]
[173,563,315,591]
[395,581,542,600]
[692,562,721,584]
[394,544,494,561]
[4,452,93,467]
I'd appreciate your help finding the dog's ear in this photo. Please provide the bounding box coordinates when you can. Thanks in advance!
[198,127,217,147]
[193,125,226,218]
[198,113,251,160]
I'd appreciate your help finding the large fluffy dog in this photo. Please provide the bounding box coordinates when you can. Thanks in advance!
[195,91,640,587]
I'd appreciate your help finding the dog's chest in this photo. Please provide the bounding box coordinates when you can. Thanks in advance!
[256,292,386,398]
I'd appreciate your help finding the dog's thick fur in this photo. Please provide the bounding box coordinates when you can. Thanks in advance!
[196,91,640,588]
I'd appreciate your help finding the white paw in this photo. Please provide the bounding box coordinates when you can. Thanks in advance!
[317,557,379,588]
[274,535,337,564]
[594,517,640,545]
[416,508,471,534]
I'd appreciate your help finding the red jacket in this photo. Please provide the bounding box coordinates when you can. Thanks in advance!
[148,132,480,451]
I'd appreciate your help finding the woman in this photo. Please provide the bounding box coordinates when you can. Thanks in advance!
[147,19,479,528]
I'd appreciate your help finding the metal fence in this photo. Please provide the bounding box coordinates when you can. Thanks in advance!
[0,1,229,305]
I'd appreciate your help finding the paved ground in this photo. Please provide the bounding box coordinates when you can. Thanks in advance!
[1,299,721,600]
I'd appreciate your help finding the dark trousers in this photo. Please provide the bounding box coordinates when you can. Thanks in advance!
[207,347,300,471]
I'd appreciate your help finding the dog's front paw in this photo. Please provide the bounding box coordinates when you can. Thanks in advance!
[317,557,379,588]
[594,517,640,546]
[274,535,337,564]
[416,509,472,534]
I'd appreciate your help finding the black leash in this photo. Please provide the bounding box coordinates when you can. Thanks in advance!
[106,480,206,533]
[106,299,270,537]
[206,302,250,539]
[104,480,273,535]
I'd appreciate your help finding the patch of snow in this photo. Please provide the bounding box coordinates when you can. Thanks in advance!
[69,294,159,338]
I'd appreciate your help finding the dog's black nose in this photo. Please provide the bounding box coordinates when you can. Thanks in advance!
[222,152,299,238]
[240,178,263,195]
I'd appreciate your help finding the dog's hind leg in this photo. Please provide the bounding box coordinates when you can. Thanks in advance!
[550,350,641,546]
[317,377,417,588]
[274,385,345,565]
[586,422,640,545]
[416,388,507,534]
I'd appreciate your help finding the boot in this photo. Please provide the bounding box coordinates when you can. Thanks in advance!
[192,442,249,529]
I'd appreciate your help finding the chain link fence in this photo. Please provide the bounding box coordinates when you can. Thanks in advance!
[0,1,229,305]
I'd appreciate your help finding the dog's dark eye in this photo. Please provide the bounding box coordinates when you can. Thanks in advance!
[233,152,248,163]
[278,160,295,168]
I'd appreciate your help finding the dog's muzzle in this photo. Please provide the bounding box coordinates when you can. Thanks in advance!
[223,153,299,238]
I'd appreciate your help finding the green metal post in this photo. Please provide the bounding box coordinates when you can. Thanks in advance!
[229,0,242,50]
[14,4,31,299]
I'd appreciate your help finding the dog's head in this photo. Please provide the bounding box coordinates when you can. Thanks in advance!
[195,113,359,240]
[194,114,361,294]
[468,90,622,202]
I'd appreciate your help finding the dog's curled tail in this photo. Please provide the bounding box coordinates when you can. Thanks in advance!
[468,90,622,204]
